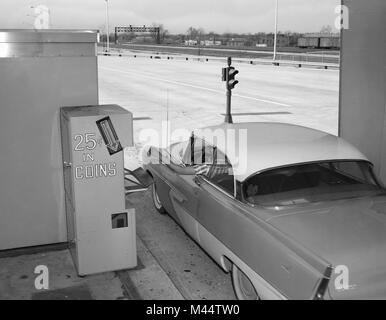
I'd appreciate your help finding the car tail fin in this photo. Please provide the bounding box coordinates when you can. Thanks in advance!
[313,265,333,300]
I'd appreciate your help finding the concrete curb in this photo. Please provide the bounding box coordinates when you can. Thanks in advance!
[119,236,184,300]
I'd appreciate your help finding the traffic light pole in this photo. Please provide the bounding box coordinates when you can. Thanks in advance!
[222,57,239,124]
[224,57,233,124]
[225,89,233,124]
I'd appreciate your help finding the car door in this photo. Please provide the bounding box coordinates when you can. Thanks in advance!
[151,157,177,218]
[166,136,220,242]
[163,138,203,241]
[148,140,191,218]
[194,157,238,244]
[183,138,243,248]
[168,172,201,241]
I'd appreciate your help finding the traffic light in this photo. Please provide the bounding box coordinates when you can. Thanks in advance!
[222,57,239,124]
[227,66,239,90]
[222,66,239,90]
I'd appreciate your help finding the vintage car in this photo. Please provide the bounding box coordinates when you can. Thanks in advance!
[143,122,386,300]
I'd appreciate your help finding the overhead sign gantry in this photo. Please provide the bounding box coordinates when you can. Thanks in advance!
[114,25,161,44]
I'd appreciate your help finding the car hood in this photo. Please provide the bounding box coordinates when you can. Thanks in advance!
[265,196,386,299]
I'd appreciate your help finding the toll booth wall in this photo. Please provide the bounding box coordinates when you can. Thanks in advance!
[339,0,386,183]
[0,30,98,250]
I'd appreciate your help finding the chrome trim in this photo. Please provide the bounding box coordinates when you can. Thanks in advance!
[199,175,236,200]
[149,166,182,196]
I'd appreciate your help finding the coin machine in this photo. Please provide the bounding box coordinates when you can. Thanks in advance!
[60,105,137,275]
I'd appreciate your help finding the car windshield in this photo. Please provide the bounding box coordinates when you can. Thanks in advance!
[243,161,386,207]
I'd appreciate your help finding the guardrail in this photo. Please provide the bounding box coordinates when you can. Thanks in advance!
[104,43,340,59]
[98,49,340,70]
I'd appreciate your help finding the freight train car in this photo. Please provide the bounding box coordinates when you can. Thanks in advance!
[298,34,340,49]
[298,37,320,48]
[319,37,341,49]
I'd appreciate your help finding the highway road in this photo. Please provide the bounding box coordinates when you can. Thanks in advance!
[98,56,339,300]
[99,55,339,142]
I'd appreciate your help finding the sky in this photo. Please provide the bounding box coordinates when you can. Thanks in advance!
[1,0,341,34]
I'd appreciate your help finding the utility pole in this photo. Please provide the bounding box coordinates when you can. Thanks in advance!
[273,0,279,61]
[222,57,239,124]
[156,27,161,44]
[198,31,201,56]
[105,0,110,53]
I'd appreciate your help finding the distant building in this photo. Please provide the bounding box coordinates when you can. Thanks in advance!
[216,37,229,46]
[199,40,222,46]
[255,34,290,47]
[184,40,198,46]
[200,40,213,46]
[227,38,247,47]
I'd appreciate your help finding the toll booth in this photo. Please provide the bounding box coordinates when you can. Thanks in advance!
[0,30,99,250]
[60,105,137,275]
[339,0,386,183]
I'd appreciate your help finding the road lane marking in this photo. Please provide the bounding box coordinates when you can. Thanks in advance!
[100,66,292,107]
[221,111,292,116]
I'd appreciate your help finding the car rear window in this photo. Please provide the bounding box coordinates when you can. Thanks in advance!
[243,161,386,207]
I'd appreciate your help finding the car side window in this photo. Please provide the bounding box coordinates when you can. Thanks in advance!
[199,139,235,195]
[182,136,194,165]
[193,137,215,165]
[182,135,235,195]
[182,136,216,166]
[205,162,235,196]
[168,141,188,166]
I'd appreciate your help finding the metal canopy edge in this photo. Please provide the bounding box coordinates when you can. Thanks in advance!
[0,29,99,43]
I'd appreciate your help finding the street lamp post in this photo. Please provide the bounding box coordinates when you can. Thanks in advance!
[273,0,279,61]
[105,0,110,53]
[198,31,201,56]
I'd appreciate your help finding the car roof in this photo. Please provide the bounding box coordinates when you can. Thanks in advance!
[193,122,369,181]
